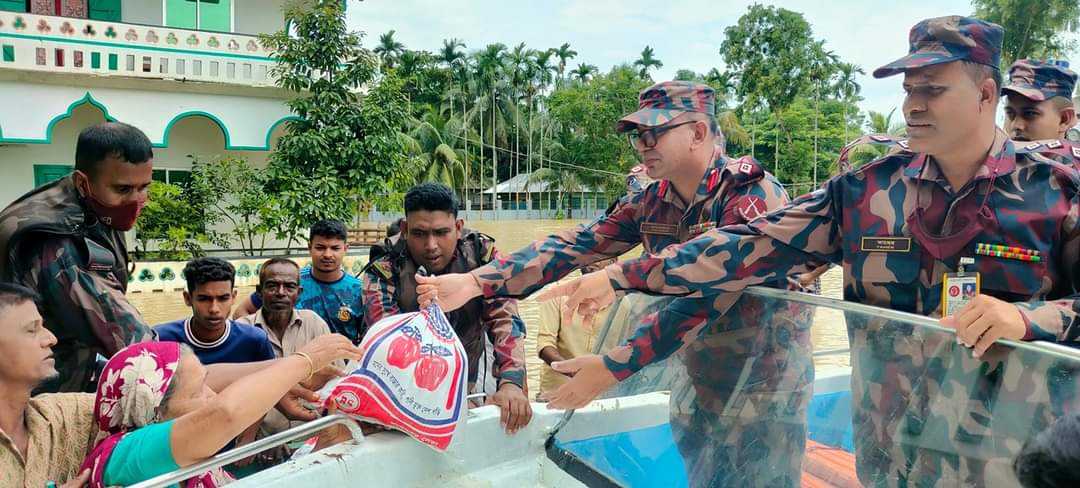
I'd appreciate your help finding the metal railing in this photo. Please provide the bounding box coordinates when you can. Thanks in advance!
[744,286,1080,362]
[129,414,363,488]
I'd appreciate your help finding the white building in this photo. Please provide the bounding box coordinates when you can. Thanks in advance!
[0,0,297,207]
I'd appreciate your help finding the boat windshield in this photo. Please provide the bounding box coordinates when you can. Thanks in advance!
[549,287,1080,488]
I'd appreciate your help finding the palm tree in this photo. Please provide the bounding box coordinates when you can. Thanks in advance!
[570,63,598,82]
[633,46,663,79]
[808,44,839,185]
[834,62,865,145]
[841,108,906,171]
[526,165,580,219]
[438,38,466,72]
[374,30,405,70]
[402,108,467,190]
[553,42,578,84]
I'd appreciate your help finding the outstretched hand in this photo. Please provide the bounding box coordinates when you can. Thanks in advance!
[541,354,619,410]
[535,270,616,328]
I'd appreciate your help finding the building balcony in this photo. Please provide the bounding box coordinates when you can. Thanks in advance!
[0,11,279,88]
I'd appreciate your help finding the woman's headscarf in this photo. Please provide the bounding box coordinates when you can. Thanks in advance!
[80,341,233,487]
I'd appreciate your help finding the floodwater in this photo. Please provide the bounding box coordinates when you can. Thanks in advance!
[128,219,848,395]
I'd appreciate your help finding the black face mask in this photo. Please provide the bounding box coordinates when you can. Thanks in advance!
[906,171,999,261]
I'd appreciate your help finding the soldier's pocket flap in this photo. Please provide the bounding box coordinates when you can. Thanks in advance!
[83,237,116,273]
[976,255,1048,300]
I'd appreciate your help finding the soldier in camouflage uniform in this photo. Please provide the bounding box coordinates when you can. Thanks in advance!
[0,122,155,393]
[416,81,814,486]
[1001,59,1079,168]
[538,16,1080,487]
[362,182,532,434]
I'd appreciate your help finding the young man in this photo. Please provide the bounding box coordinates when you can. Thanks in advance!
[0,122,155,393]
[535,16,1080,487]
[1002,59,1079,167]
[414,82,808,486]
[233,220,364,344]
[363,182,532,435]
[0,283,94,488]
[155,257,276,365]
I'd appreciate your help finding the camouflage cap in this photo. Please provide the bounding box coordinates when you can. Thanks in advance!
[872,15,1003,79]
[1001,59,1077,102]
[616,81,715,133]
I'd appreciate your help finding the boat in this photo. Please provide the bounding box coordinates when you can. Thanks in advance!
[131,286,1080,487]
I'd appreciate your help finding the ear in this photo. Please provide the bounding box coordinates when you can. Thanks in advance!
[979,78,997,108]
[1059,106,1077,132]
[455,219,464,233]
[230,289,238,300]
[72,169,90,196]
[400,220,409,236]
[183,290,192,307]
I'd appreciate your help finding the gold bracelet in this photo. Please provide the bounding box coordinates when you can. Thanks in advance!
[291,351,315,381]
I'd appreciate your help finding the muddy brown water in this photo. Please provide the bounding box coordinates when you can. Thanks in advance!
[129,219,848,395]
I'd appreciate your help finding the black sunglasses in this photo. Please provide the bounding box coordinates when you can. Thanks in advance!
[627,120,699,149]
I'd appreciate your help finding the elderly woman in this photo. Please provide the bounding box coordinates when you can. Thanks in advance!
[80,335,361,487]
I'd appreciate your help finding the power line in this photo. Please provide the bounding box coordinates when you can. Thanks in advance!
[447,133,624,177]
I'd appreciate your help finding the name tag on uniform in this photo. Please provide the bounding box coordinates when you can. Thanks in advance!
[688,222,715,237]
[860,236,912,253]
[640,222,678,236]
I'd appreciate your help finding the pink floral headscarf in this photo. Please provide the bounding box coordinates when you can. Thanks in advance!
[80,341,233,488]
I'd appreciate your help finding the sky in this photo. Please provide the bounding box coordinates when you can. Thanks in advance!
[345,0,1078,121]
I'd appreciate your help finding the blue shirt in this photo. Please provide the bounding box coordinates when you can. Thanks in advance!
[154,319,276,365]
[251,265,364,343]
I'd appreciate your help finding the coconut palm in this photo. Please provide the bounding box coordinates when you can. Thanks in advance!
[841,108,906,171]
[374,30,405,69]
[402,108,467,190]
[553,42,578,83]
[834,62,865,145]
[633,46,663,79]
[438,38,467,77]
[570,63,598,82]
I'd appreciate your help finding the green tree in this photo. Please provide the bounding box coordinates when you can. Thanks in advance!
[135,182,214,260]
[721,4,827,174]
[402,107,467,190]
[374,29,405,69]
[553,42,578,84]
[633,45,663,79]
[187,156,273,256]
[262,0,409,247]
[973,0,1080,66]
[570,63,598,82]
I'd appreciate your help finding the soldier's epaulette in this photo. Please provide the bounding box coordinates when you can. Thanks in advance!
[464,231,498,262]
[836,134,913,174]
[366,256,394,281]
[719,156,765,188]
[1014,138,1080,158]
[625,164,654,194]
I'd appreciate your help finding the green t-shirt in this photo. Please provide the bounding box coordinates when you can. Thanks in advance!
[103,420,180,486]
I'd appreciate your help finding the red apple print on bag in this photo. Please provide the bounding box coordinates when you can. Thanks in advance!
[386,326,421,369]
[414,344,451,391]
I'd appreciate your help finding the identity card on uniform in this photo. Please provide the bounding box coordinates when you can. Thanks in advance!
[942,257,980,317]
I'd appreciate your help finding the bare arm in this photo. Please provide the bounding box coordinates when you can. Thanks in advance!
[231,294,258,320]
[169,334,362,467]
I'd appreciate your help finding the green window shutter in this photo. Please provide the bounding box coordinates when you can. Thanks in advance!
[0,0,27,13]
[33,165,74,188]
[167,170,192,186]
[90,52,100,69]
[152,169,167,183]
[166,0,197,29]
[2,45,13,63]
[107,53,117,70]
[198,0,231,32]
[88,0,122,22]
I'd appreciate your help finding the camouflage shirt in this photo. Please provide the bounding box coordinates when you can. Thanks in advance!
[0,176,153,393]
[471,150,794,376]
[363,232,527,390]
[607,133,1080,371]
[1014,138,1080,170]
